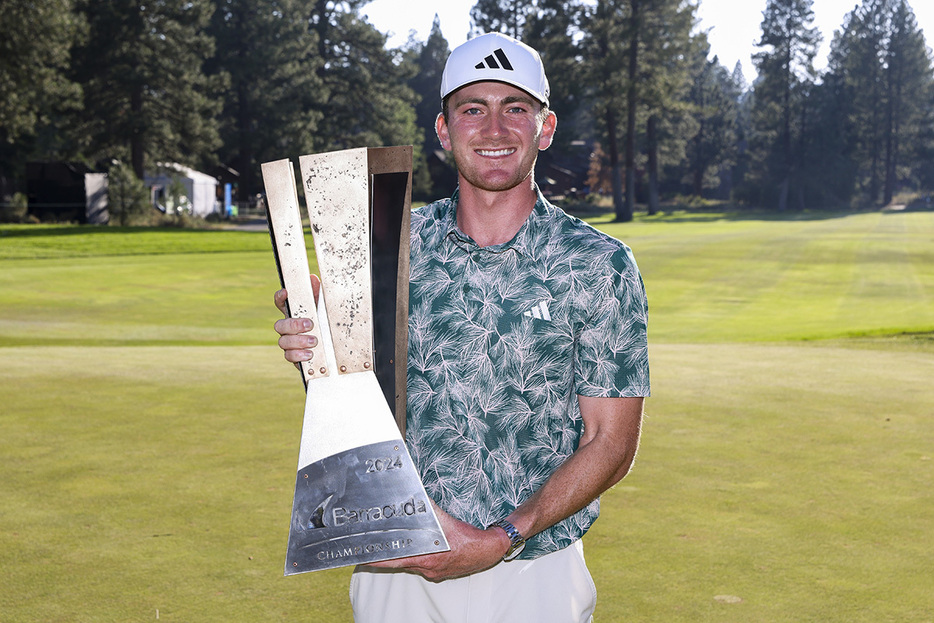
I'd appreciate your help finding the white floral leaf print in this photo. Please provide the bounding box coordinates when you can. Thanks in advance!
[405,191,650,559]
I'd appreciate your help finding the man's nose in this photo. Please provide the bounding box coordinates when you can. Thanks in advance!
[482,111,508,137]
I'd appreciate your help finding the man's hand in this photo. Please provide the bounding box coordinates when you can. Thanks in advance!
[273,274,321,364]
[363,501,510,582]
[364,396,643,583]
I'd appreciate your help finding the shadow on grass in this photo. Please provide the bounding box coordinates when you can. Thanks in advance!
[0,337,263,347]
[0,225,228,238]
[798,330,934,353]
[0,223,272,260]
[562,195,934,224]
[576,208,885,225]
[642,206,912,224]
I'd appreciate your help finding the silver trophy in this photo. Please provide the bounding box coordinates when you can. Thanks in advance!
[262,147,448,575]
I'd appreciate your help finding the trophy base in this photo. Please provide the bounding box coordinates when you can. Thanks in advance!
[285,440,448,575]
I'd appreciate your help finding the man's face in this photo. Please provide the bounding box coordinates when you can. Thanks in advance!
[436,81,557,194]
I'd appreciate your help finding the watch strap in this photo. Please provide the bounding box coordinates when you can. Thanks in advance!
[491,518,526,561]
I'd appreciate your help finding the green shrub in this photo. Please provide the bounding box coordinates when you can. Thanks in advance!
[0,192,29,223]
[107,161,152,226]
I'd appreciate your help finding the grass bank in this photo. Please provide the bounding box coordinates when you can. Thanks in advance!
[1,210,932,621]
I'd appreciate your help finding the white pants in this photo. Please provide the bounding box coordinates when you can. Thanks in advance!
[349,540,596,623]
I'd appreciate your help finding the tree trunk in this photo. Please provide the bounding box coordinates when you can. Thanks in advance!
[620,0,640,222]
[869,62,881,203]
[235,7,254,200]
[237,79,254,199]
[607,105,625,217]
[779,45,791,212]
[883,62,898,206]
[692,119,705,197]
[131,85,145,180]
[796,89,808,210]
[883,129,895,206]
[647,114,659,215]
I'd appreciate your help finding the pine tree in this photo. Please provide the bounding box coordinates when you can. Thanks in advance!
[0,0,85,189]
[71,0,222,180]
[799,57,857,207]
[880,0,932,203]
[621,0,641,220]
[639,0,699,214]
[823,0,933,205]
[732,68,754,200]
[750,0,820,210]
[524,0,588,152]
[405,16,453,199]
[581,0,629,219]
[307,0,421,153]
[107,160,151,226]
[208,0,324,199]
[469,0,533,38]
[731,61,748,94]
[407,16,449,151]
[836,0,887,202]
[523,0,590,198]
[580,0,697,220]
[684,53,740,198]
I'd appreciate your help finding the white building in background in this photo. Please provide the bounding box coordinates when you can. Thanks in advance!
[145,163,220,218]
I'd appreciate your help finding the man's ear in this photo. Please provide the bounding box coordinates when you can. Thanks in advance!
[435,113,452,151]
[538,111,558,151]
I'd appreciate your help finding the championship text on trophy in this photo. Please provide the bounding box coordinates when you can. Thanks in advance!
[261,147,449,575]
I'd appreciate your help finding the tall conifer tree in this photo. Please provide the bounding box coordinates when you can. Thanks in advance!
[580,0,697,220]
[307,0,421,153]
[751,0,820,210]
[880,0,932,203]
[208,0,324,198]
[581,0,629,220]
[639,0,698,214]
[823,0,933,205]
[405,16,452,199]
[469,0,532,38]
[0,0,85,188]
[72,0,221,179]
[684,53,740,198]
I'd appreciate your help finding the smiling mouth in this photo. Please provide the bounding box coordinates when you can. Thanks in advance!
[476,148,516,157]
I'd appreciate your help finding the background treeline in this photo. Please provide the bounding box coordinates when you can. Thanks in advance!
[1,0,932,222]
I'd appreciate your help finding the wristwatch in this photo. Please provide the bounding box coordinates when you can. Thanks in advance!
[491,518,526,561]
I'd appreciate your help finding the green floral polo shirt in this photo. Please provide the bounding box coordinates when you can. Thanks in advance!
[406,188,650,559]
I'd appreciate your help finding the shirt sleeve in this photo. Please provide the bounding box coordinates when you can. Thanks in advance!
[574,245,651,398]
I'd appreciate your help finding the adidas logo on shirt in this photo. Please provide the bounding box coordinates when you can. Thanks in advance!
[523,301,552,321]
[474,48,515,71]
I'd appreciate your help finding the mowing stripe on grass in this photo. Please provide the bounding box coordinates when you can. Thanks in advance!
[2,211,932,621]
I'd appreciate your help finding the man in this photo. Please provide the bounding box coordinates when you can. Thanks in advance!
[275,33,650,622]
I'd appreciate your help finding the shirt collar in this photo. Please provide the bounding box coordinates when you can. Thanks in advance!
[434,185,555,259]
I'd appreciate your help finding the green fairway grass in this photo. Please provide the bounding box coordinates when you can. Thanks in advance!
[1,209,932,621]
[593,210,934,343]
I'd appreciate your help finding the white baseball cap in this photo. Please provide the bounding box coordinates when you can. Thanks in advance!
[440,33,550,106]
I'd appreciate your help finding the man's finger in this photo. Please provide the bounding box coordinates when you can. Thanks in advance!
[278,332,316,350]
[310,274,321,304]
[276,275,320,316]
[274,288,289,315]
[365,553,438,574]
[274,317,313,336]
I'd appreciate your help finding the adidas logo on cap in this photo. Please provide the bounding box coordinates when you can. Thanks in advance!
[441,32,550,105]
[475,48,514,71]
